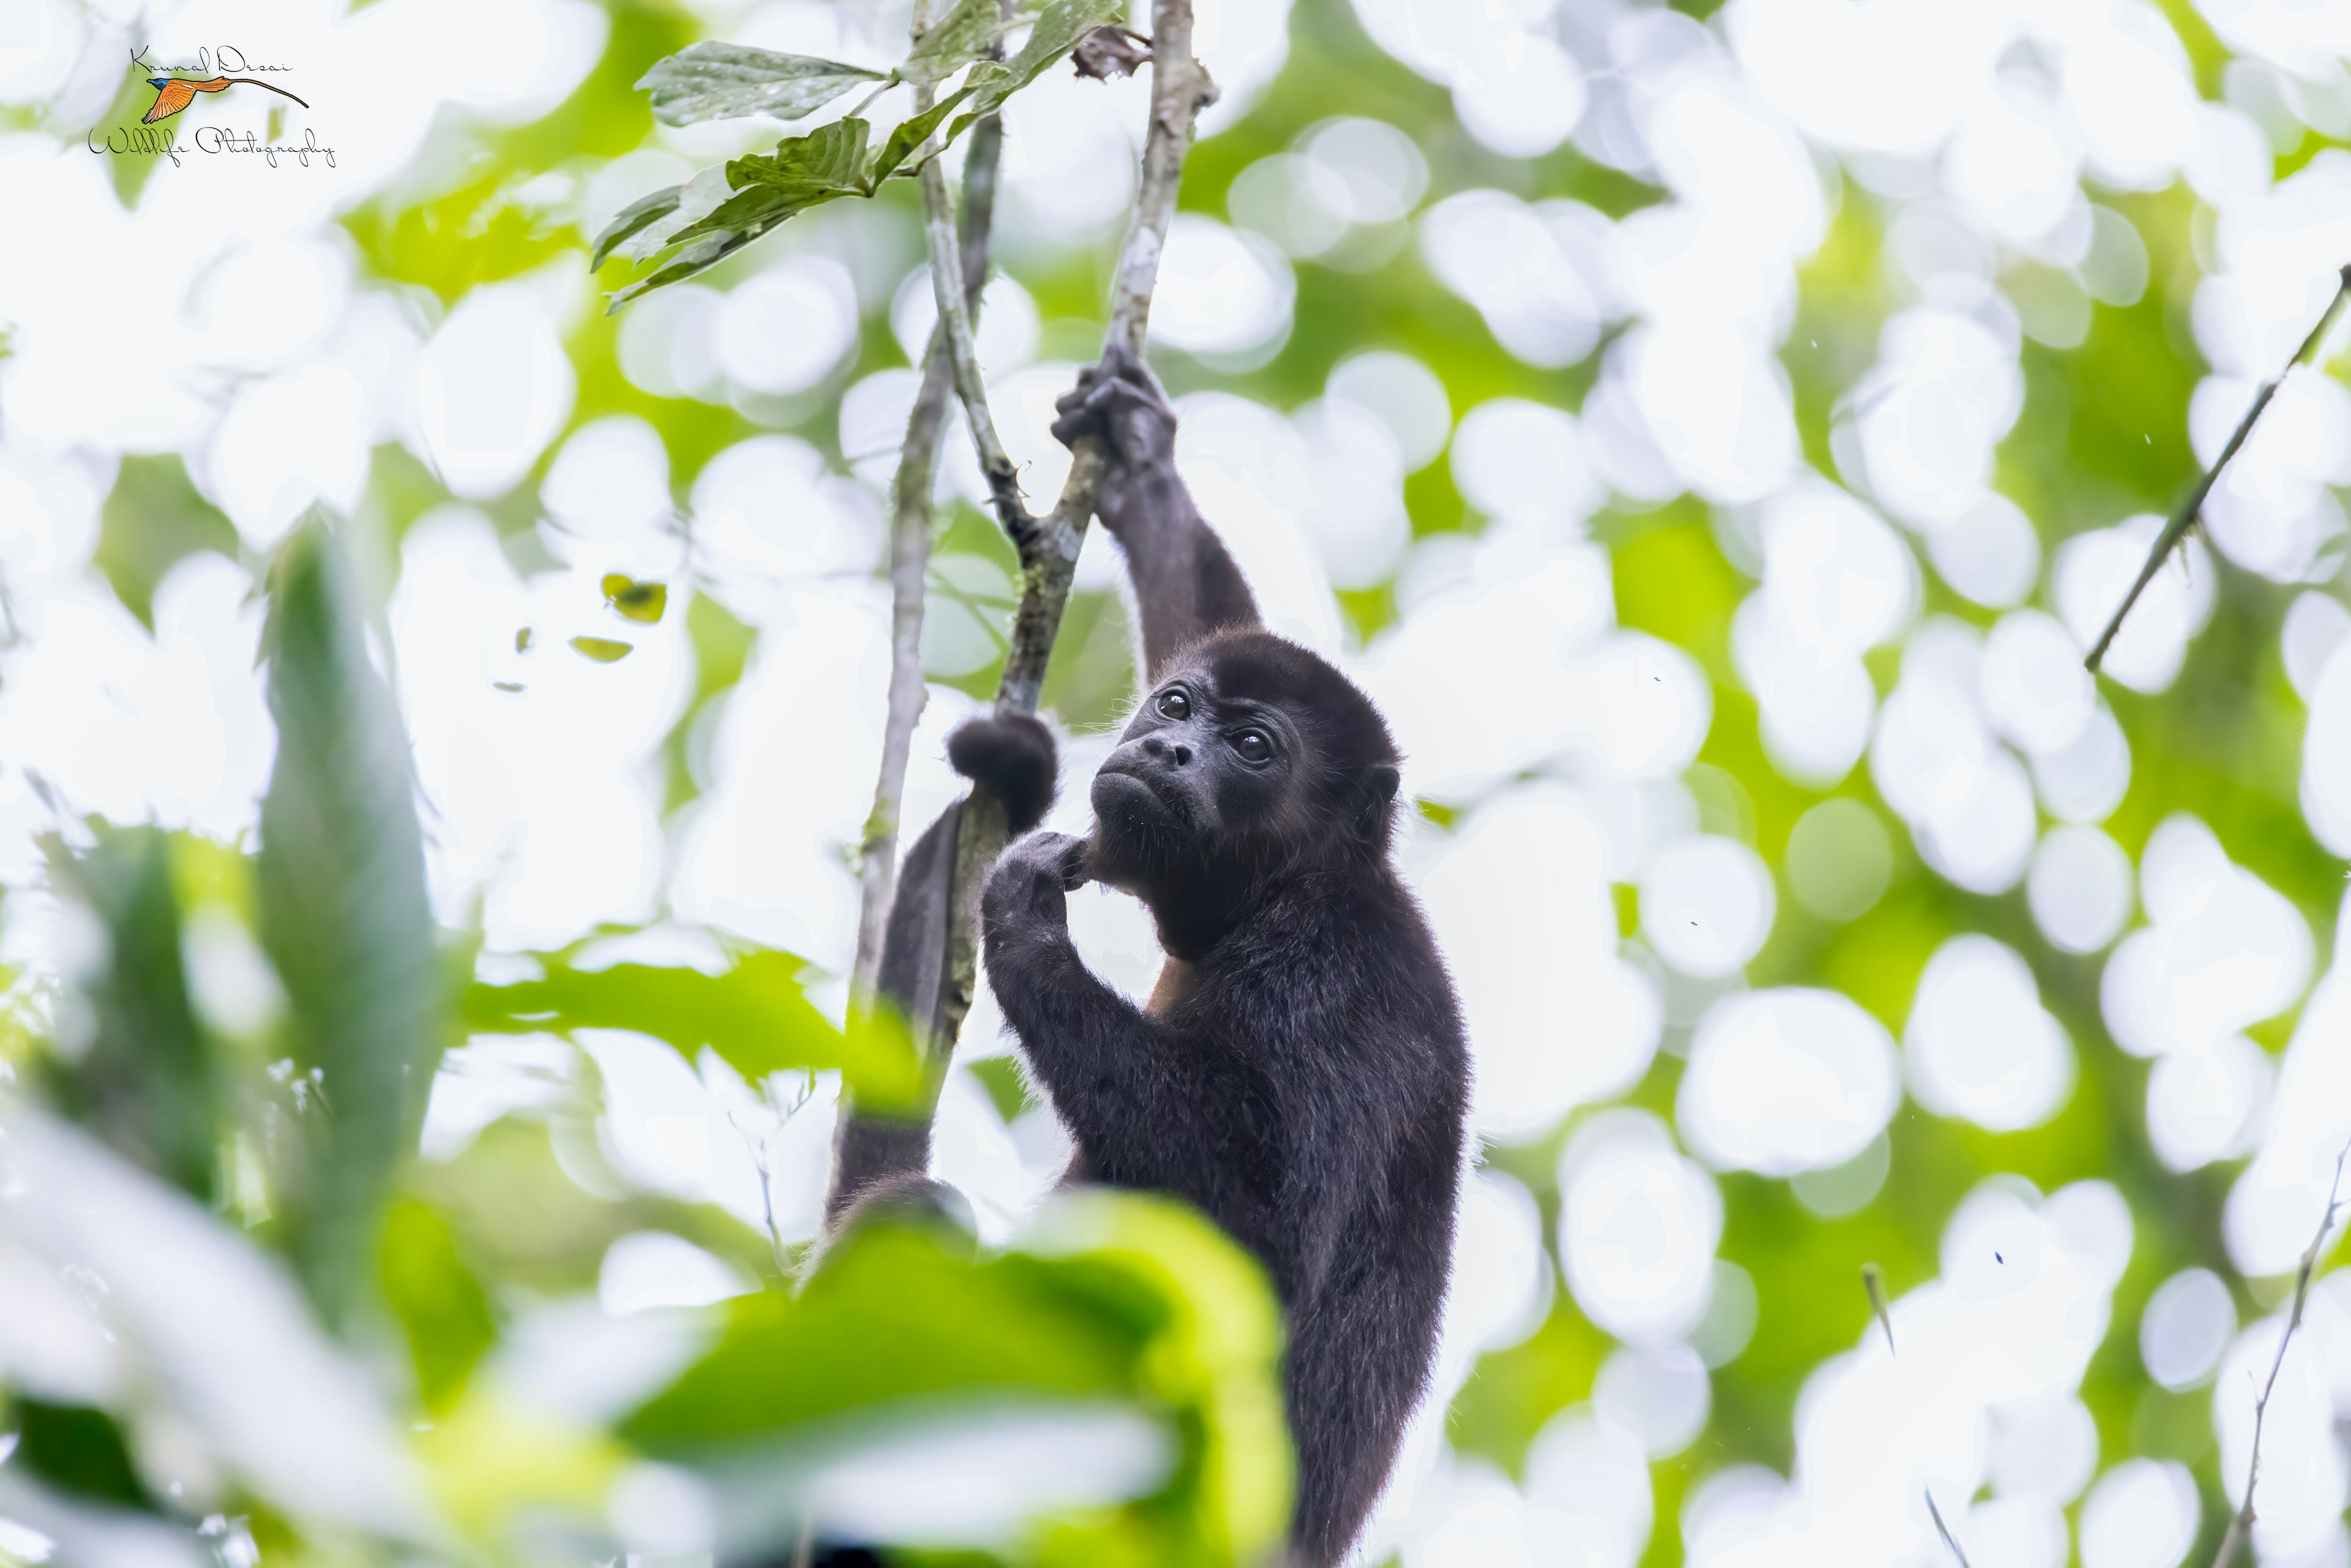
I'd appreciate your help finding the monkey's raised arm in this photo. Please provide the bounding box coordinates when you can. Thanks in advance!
[1051,345,1260,683]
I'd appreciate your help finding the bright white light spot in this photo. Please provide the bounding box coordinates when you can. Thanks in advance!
[1149,216,1295,364]
[1416,787,1660,1142]
[890,269,1040,377]
[718,257,860,395]
[1981,609,2092,755]
[2101,814,2311,1059]
[2056,517,2216,694]
[1523,1410,1652,1564]
[598,1231,752,1315]
[1680,988,1899,1175]
[2078,1461,2200,1568]
[540,416,675,577]
[1420,190,1601,369]
[1292,397,1411,590]
[1925,492,2041,609]
[2028,825,2134,953]
[1987,1395,2099,1506]
[617,283,726,401]
[414,285,576,499]
[1452,397,1599,529]
[1905,935,2075,1133]
[1327,350,1452,473]
[1640,835,1775,978]
[2139,1268,2235,1391]
[2030,701,2132,824]
[1557,1110,1721,1344]
[1594,1340,1711,1458]
[2147,1033,2271,1172]
[2283,591,2351,703]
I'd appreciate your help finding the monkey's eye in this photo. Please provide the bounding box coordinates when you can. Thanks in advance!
[1232,729,1273,765]
[1155,688,1190,721]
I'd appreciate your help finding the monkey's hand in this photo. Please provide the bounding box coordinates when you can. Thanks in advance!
[981,830,1090,945]
[1050,344,1177,538]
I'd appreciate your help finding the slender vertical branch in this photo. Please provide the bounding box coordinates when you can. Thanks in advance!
[2211,1141,2351,1568]
[846,105,1003,1012]
[924,0,1217,1063]
[2085,265,2351,674]
[920,156,1032,544]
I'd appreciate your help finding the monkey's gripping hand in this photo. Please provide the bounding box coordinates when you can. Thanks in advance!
[1050,343,1179,540]
[981,830,1091,946]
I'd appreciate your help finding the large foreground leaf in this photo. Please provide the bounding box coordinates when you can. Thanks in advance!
[257,517,442,1330]
[623,1191,1289,1562]
[44,826,217,1201]
[637,42,886,127]
[464,944,924,1111]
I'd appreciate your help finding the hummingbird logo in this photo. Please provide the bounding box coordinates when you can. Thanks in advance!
[143,74,307,124]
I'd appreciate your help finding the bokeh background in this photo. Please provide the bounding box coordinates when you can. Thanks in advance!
[7,0,2351,1562]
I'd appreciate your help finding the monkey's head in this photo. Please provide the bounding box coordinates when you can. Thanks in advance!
[1087,630,1402,899]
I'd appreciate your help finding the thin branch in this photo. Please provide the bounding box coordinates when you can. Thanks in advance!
[918,152,1030,548]
[924,0,1218,1065]
[844,43,1007,1015]
[2085,265,2351,674]
[1924,1488,1973,1568]
[1862,1261,1895,1357]
[2211,1139,2351,1568]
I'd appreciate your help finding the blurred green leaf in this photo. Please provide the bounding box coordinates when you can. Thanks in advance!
[381,1199,498,1414]
[464,945,925,1111]
[939,0,1125,141]
[45,825,219,1201]
[589,183,683,269]
[901,0,1003,84]
[625,1191,1289,1560]
[92,454,238,630]
[10,1400,154,1510]
[569,635,636,662]
[600,576,666,623]
[258,516,443,1329]
[637,42,887,127]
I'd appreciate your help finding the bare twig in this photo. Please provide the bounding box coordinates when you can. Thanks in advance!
[1924,1488,1973,1568]
[2085,265,2351,674]
[918,149,1030,548]
[1862,1261,1895,1356]
[2211,1140,2351,1568]
[845,88,1005,1013]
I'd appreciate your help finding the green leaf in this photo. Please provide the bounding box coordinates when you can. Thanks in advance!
[621,1191,1291,1560]
[900,0,1003,85]
[868,89,973,185]
[589,183,683,270]
[257,516,443,1331]
[636,42,887,127]
[464,947,924,1111]
[601,574,669,623]
[569,635,636,662]
[43,825,219,1201]
[381,1199,498,1415]
[942,0,1125,139]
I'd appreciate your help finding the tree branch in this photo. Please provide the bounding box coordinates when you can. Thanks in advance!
[2211,1140,2351,1568]
[2085,266,2351,675]
[926,0,1217,1062]
[846,99,1003,1013]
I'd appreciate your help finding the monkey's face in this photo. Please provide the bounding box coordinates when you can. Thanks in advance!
[1089,666,1297,885]
[1087,632,1401,895]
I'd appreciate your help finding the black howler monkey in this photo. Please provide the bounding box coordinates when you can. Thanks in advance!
[834,348,1469,1567]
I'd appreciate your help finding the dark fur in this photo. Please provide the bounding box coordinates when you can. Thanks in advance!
[821,713,1056,1231]
[972,347,1469,1566]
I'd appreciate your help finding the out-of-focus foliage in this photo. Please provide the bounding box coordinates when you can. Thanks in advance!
[11,0,2351,1564]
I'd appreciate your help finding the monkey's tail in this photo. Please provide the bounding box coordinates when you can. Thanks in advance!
[817,715,1062,1245]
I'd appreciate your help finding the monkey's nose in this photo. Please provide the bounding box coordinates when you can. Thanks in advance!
[1139,737,1192,767]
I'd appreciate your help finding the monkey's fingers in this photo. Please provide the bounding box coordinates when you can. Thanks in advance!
[1056,835,1092,891]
